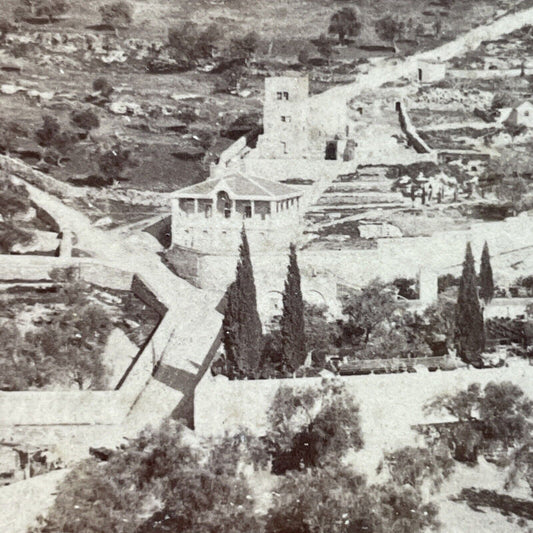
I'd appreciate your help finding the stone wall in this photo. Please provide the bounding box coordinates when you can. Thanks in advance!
[485,298,533,319]
[398,101,433,154]
[0,256,169,449]
[194,363,533,466]
[448,68,533,79]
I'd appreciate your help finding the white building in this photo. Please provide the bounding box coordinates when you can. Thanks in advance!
[505,101,533,128]
[417,60,446,83]
[170,173,303,255]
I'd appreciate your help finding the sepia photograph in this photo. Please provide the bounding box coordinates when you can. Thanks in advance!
[0,0,532,531]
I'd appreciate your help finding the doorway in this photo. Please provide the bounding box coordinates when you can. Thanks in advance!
[325,141,338,160]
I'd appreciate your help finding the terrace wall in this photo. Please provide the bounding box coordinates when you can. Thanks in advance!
[397,101,433,154]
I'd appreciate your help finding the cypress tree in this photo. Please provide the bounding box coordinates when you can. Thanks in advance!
[222,226,263,378]
[280,243,307,373]
[479,241,494,305]
[455,242,485,366]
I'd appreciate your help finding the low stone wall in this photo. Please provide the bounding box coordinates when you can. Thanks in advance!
[485,298,533,319]
[0,391,133,426]
[195,362,533,456]
[398,101,433,154]
[448,68,533,79]
[218,136,248,167]
[0,256,133,289]
[242,158,346,184]
[0,155,83,199]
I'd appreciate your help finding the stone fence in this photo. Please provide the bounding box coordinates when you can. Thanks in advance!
[448,68,533,79]
[397,101,433,154]
[0,255,167,431]
[195,362,533,463]
[0,156,83,199]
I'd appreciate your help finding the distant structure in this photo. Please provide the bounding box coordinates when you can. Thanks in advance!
[505,101,533,128]
[170,173,303,254]
[417,59,446,83]
[255,73,350,160]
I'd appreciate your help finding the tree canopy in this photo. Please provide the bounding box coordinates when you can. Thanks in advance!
[168,22,222,64]
[99,1,133,28]
[342,280,398,344]
[221,226,263,378]
[454,243,485,366]
[426,381,533,462]
[479,241,494,305]
[375,15,405,51]
[328,7,362,45]
[280,244,306,373]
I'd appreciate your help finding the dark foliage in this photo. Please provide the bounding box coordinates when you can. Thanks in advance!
[328,7,362,44]
[70,109,100,131]
[266,381,363,474]
[437,273,460,293]
[426,382,533,462]
[455,243,485,365]
[35,115,76,153]
[221,227,263,378]
[92,77,114,98]
[168,22,222,64]
[280,244,306,373]
[479,241,494,304]
[98,144,134,181]
[230,32,260,61]
[99,1,133,27]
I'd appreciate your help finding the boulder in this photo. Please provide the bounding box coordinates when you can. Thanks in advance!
[1,84,26,95]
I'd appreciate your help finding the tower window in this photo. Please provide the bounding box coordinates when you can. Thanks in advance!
[281,116,291,123]
[283,91,289,100]
[276,91,283,100]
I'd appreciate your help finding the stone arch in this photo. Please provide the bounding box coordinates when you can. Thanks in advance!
[305,289,327,307]
[216,190,231,217]
[266,290,283,314]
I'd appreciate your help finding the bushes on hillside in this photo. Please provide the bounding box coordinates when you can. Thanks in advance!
[70,109,100,131]
[99,1,133,28]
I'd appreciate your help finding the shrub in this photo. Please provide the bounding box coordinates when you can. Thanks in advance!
[97,144,134,181]
[426,382,533,462]
[381,446,454,491]
[70,109,100,131]
[92,77,113,98]
[99,1,132,28]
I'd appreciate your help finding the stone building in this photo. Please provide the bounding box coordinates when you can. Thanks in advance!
[255,73,350,160]
[505,101,533,128]
[170,172,303,255]
[417,59,446,83]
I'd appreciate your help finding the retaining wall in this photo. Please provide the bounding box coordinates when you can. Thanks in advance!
[398,101,433,154]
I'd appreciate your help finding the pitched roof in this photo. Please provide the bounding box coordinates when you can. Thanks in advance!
[515,101,533,110]
[172,173,302,201]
